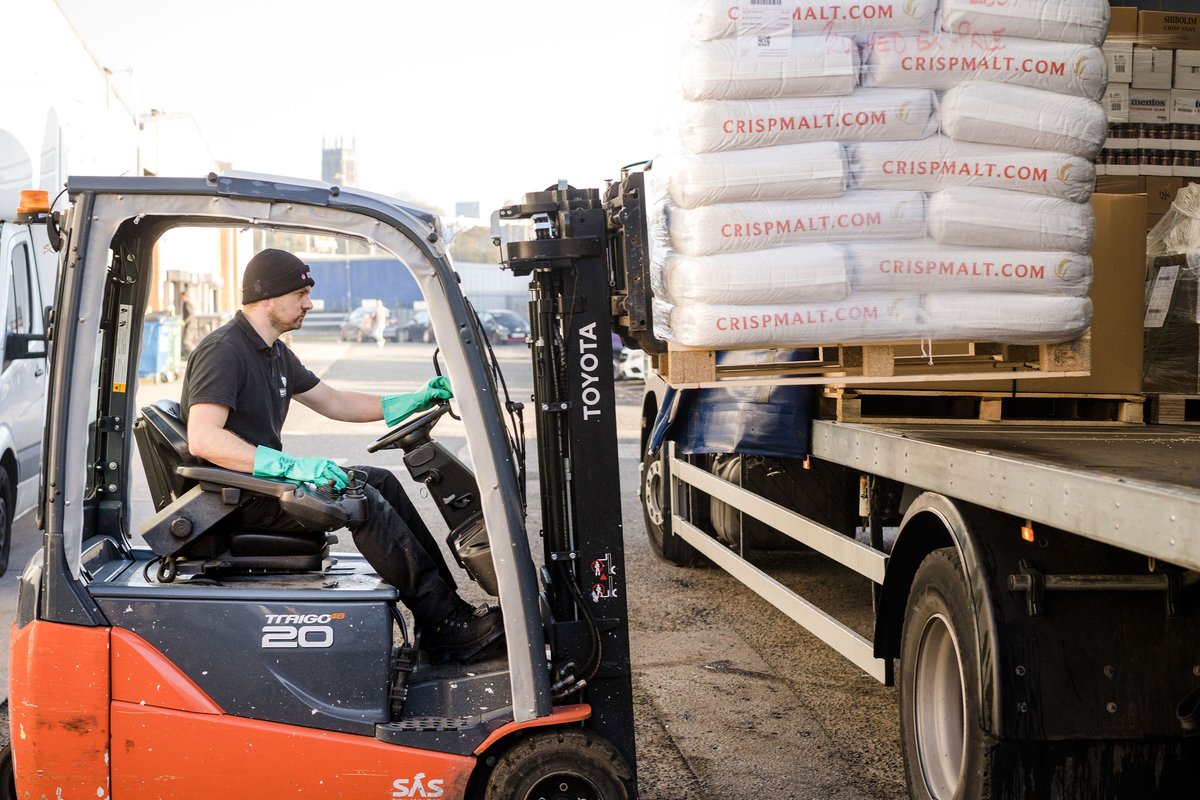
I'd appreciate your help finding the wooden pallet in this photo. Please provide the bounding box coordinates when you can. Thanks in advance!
[1146,394,1200,425]
[656,333,1091,389]
[822,388,1145,426]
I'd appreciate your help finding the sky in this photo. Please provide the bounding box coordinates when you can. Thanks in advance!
[51,0,674,217]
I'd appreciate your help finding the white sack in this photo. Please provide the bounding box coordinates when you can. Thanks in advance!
[928,187,1095,254]
[668,294,923,347]
[663,142,848,209]
[852,136,1096,202]
[941,0,1110,47]
[664,245,850,305]
[681,35,860,101]
[668,190,927,256]
[850,241,1092,296]
[677,89,939,153]
[862,35,1106,100]
[689,0,938,40]
[922,293,1092,344]
[940,82,1108,160]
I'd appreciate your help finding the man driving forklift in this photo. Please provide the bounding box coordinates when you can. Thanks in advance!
[181,247,503,663]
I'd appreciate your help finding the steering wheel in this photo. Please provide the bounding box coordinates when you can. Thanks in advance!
[368,402,452,453]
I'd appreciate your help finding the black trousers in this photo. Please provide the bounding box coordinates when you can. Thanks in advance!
[230,465,459,626]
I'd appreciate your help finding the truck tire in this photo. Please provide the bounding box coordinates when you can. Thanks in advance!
[641,450,702,567]
[0,470,12,578]
[0,702,13,800]
[900,548,994,800]
[484,730,633,800]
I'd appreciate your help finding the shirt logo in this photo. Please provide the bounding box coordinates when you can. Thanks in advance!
[280,374,288,398]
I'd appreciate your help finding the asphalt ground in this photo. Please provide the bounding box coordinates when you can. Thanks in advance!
[1,336,905,799]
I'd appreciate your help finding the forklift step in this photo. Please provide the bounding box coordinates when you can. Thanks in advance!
[376,709,513,756]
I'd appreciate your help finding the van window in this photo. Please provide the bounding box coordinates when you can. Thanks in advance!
[6,244,34,333]
[4,243,35,367]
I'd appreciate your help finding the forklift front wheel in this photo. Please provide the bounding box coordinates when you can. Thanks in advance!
[483,729,633,800]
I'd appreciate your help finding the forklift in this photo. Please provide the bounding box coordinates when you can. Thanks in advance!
[7,171,656,798]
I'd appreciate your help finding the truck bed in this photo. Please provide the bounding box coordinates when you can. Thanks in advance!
[812,421,1200,571]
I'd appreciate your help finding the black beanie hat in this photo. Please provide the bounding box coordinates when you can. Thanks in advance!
[242,249,315,304]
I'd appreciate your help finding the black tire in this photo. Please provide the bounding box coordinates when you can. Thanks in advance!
[484,730,634,800]
[0,702,13,799]
[0,470,12,578]
[900,547,994,800]
[640,449,702,567]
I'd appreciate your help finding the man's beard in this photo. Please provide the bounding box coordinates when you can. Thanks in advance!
[268,307,305,333]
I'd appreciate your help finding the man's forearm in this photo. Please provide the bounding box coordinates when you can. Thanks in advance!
[190,427,258,473]
[330,390,385,423]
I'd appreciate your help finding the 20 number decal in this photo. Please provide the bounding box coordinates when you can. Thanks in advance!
[261,625,334,648]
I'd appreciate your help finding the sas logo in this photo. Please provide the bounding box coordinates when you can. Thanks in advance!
[393,773,445,798]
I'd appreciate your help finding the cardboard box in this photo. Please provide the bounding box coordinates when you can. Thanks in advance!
[1176,50,1200,90]
[1133,46,1174,90]
[1096,176,1146,194]
[1171,89,1200,125]
[910,195,1148,395]
[1146,176,1185,213]
[1105,83,1132,122]
[1111,7,1139,38]
[1105,41,1134,84]
[1130,89,1172,124]
[1139,11,1200,50]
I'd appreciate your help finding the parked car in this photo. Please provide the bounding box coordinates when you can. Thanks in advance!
[478,309,529,345]
[401,310,433,343]
[337,307,376,342]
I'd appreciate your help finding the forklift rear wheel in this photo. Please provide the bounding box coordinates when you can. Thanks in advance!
[641,450,702,567]
[483,730,633,800]
[0,470,12,578]
[900,547,994,800]
[0,702,14,800]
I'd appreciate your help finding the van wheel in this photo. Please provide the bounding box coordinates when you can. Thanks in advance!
[900,548,994,800]
[641,450,701,567]
[0,471,12,578]
[484,730,633,800]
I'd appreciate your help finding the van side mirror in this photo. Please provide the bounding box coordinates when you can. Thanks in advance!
[5,333,48,361]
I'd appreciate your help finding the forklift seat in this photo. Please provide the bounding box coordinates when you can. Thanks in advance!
[134,399,362,578]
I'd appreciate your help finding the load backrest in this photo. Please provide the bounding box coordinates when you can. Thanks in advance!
[133,399,200,512]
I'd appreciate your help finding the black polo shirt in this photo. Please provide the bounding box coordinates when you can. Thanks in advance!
[181,311,319,451]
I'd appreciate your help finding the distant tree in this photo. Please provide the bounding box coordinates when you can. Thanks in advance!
[450,226,499,264]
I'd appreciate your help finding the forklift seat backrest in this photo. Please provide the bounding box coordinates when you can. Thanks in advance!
[134,399,201,512]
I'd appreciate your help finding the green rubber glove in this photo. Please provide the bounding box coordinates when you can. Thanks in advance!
[252,446,349,490]
[382,376,454,427]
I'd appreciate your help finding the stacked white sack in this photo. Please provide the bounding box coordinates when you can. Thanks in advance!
[928,187,1095,254]
[689,0,938,41]
[861,35,1106,100]
[667,190,927,256]
[923,294,1092,344]
[663,245,850,306]
[669,294,923,347]
[677,89,940,153]
[940,82,1108,160]
[681,36,860,101]
[941,0,1110,47]
[850,242,1092,296]
[662,141,848,209]
[852,136,1095,201]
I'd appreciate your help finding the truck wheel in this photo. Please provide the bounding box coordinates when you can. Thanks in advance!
[641,450,701,567]
[0,470,11,578]
[484,730,633,800]
[900,548,993,800]
[0,702,13,799]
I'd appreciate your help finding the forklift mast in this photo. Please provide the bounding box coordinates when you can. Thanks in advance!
[498,180,640,774]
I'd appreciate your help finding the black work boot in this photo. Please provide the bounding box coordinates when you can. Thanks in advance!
[424,601,505,664]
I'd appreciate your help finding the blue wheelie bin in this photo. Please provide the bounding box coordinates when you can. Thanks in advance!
[139,315,182,382]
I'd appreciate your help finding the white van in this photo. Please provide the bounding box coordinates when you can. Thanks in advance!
[0,190,54,576]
